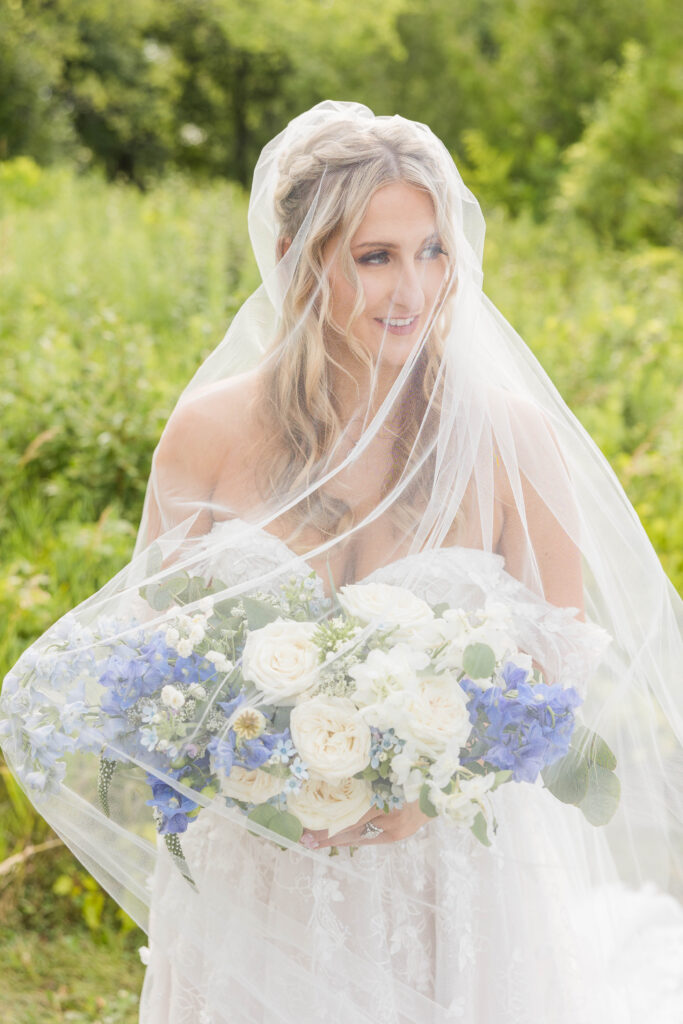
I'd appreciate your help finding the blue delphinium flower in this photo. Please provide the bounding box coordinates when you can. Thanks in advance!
[460,665,582,783]
[145,776,199,834]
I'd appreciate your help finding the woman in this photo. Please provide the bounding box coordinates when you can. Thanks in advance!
[2,101,682,1023]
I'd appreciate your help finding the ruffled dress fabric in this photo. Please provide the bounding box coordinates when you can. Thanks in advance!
[138,522,683,1024]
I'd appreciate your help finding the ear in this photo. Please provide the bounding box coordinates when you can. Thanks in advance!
[277,237,292,261]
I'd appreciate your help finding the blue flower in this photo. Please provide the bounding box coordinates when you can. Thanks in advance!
[207,735,235,775]
[145,776,198,834]
[460,671,582,783]
[289,756,309,780]
[273,737,295,763]
[140,726,159,751]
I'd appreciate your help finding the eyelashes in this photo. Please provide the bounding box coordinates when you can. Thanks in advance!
[357,244,448,266]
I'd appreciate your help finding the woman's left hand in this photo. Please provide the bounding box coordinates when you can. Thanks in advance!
[301,800,432,849]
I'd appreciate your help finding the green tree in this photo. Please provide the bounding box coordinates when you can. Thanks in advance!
[555,38,683,247]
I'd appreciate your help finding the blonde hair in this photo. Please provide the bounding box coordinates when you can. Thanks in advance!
[259,116,457,541]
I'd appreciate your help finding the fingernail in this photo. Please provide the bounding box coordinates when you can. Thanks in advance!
[300,833,319,849]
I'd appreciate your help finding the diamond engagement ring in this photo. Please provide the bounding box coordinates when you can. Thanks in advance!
[360,821,384,839]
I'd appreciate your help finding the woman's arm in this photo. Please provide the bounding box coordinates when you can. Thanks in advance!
[495,400,585,617]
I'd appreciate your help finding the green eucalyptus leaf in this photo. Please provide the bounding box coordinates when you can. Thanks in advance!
[247,803,279,829]
[242,597,282,629]
[142,583,173,611]
[462,643,496,680]
[470,811,492,847]
[266,810,304,843]
[541,747,589,805]
[492,770,513,790]
[578,764,621,826]
[572,725,618,771]
[419,783,438,818]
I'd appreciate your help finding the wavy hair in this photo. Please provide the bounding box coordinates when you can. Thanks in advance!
[257,116,458,543]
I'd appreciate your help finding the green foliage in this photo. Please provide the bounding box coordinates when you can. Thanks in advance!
[1,928,143,1023]
[556,39,683,247]
[541,724,621,825]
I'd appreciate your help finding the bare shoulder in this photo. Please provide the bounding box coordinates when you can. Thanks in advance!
[489,388,566,503]
[154,370,265,490]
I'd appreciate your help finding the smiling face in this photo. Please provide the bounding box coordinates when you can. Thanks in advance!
[323,181,450,371]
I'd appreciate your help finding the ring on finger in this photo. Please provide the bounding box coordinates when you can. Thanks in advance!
[360,821,384,839]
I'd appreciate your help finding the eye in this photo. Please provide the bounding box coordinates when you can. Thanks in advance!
[419,243,447,260]
[357,250,390,266]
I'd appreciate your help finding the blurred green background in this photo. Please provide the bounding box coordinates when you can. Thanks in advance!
[1,0,681,1020]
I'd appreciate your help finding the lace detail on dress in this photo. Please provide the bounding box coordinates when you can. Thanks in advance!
[138,519,681,1024]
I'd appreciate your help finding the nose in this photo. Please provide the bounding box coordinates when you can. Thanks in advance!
[388,261,425,315]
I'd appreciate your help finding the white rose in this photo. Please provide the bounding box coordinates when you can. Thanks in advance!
[286,776,373,836]
[390,675,471,757]
[290,696,371,784]
[219,766,286,803]
[242,619,320,705]
[339,582,434,639]
[161,684,185,710]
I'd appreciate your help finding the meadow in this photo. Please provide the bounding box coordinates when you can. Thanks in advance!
[1,157,681,1021]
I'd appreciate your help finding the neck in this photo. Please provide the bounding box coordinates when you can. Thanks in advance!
[328,352,402,439]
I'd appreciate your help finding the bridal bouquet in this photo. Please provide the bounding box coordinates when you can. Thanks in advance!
[2,558,620,877]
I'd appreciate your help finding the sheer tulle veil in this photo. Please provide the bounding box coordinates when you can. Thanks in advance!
[1,100,681,1021]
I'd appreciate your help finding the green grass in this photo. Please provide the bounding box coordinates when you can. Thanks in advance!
[1,929,144,1024]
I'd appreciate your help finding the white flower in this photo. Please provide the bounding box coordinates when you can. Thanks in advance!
[219,766,286,803]
[339,582,434,639]
[350,644,429,707]
[187,683,207,700]
[161,684,185,710]
[188,624,205,645]
[205,650,232,673]
[197,596,214,615]
[430,773,496,827]
[241,619,320,705]
[391,675,471,757]
[176,638,193,658]
[290,696,371,784]
[165,626,180,646]
[389,745,417,786]
[403,767,425,803]
[429,751,462,789]
[286,776,373,837]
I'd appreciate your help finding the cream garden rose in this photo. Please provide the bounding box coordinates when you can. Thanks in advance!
[286,776,373,836]
[290,696,371,784]
[376,674,471,757]
[338,582,434,639]
[219,766,286,803]
[241,619,320,704]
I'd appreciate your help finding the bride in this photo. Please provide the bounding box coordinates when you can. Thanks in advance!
[2,101,682,1023]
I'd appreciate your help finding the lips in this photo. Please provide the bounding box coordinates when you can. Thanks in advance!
[374,315,420,336]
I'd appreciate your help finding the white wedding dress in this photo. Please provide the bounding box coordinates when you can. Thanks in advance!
[138,521,683,1024]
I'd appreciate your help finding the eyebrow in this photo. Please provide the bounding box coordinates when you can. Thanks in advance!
[352,232,441,250]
